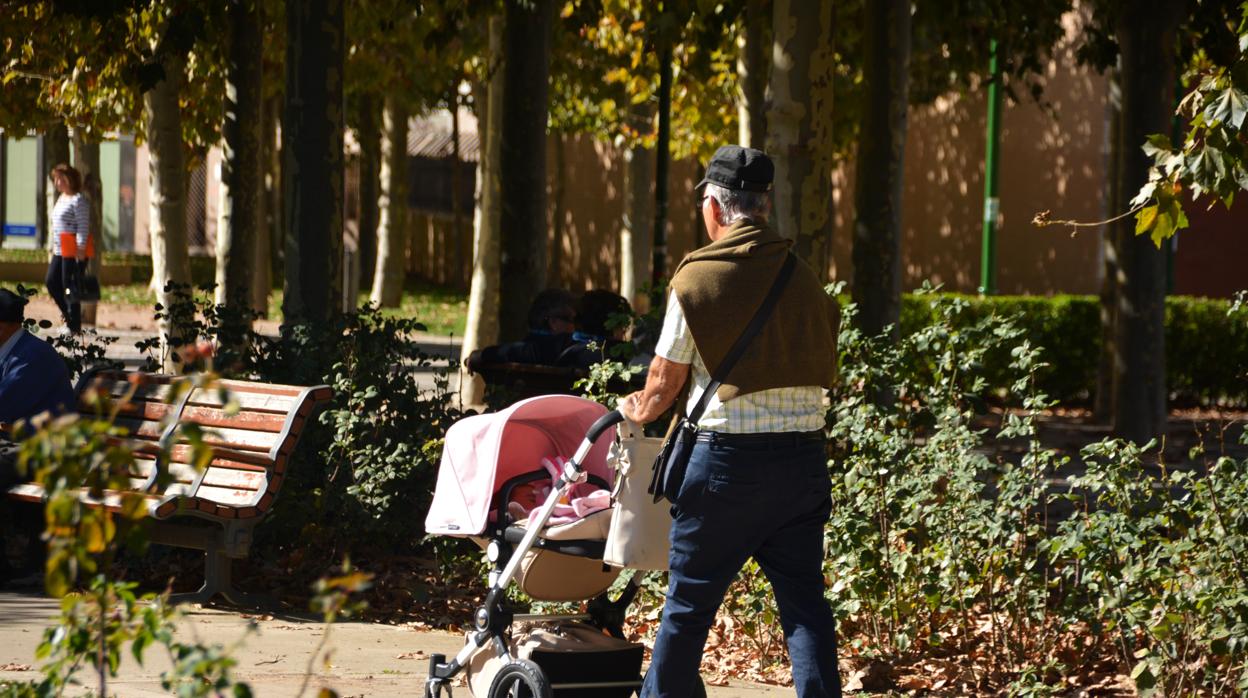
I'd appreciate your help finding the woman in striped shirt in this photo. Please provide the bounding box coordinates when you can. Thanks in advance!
[47,163,90,332]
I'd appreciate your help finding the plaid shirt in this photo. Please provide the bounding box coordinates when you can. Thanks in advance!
[654,291,826,434]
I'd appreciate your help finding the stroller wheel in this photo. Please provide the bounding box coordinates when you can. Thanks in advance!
[487,659,551,698]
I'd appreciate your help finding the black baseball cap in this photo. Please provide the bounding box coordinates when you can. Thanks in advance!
[695,145,774,193]
[0,288,27,323]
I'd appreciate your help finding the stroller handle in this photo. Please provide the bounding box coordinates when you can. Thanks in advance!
[565,410,626,479]
[585,409,626,445]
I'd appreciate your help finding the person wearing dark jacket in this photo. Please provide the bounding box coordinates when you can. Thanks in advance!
[0,287,74,585]
[0,290,75,427]
[467,288,577,368]
[555,290,633,371]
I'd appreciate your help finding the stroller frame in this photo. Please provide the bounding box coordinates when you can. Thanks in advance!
[424,409,641,698]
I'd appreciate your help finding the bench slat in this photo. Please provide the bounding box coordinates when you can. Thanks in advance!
[113,400,288,433]
[112,418,281,455]
[195,484,263,506]
[101,381,297,414]
[201,468,267,491]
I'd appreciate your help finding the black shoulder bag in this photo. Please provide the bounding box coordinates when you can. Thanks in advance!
[648,253,798,504]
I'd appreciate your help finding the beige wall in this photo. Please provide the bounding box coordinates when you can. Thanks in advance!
[405,133,704,297]
[831,11,1109,295]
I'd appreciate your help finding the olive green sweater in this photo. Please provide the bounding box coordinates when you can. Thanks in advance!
[669,219,840,401]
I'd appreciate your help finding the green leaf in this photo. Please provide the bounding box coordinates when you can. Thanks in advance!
[1141,133,1172,157]
[1229,87,1248,129]
[1131,658,1159,695]
[1135,204,1159,235]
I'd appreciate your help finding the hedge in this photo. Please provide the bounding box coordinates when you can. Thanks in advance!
[899,293,1248,407]
[0,249,216,285]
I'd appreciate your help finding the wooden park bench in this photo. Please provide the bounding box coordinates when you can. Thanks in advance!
[5,370,332,607]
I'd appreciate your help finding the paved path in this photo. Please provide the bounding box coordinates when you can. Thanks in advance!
[0,591,789,696]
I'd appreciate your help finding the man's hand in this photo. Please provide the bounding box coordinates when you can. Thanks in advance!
[619,355,690,425]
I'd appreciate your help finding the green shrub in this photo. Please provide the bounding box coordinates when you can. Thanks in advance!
[822,290,1248,692]
[898,292,1248,407]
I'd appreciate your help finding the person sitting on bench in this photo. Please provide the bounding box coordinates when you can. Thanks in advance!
[467,288,577,369]
[0,287,75,586]
[556,290,635,372]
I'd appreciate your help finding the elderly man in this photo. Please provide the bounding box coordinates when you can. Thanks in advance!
[621,146,843,697]
[1,288,75,584]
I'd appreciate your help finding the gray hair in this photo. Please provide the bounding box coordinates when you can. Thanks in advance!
[704,182,770,225]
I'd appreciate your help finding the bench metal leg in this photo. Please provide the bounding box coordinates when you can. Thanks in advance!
[169,549,274,609]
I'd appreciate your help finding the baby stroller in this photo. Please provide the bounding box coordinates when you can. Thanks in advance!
[424,395,663,698]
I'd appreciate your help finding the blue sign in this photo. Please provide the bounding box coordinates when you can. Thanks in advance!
[3,224,36,238]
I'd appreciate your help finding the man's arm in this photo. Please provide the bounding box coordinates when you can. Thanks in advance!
[620,355,690,425]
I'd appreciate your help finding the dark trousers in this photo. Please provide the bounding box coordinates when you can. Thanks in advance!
[46,255,84,332]
[642,433,842,698]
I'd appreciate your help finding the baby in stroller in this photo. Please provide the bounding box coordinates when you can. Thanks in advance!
[424,394,669,698]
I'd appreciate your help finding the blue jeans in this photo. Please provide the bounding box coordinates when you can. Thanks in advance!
[642,432,842,698]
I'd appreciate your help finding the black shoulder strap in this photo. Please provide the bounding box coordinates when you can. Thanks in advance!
[685,253,797,423]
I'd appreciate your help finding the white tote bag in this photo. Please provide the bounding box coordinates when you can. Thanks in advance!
[603,419,671,570]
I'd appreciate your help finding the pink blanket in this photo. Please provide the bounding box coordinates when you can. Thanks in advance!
[506,457,612,528]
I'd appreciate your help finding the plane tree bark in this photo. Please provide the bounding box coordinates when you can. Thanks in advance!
[851,0,911,340]
[497,0,554,342]
[283,0,346,325]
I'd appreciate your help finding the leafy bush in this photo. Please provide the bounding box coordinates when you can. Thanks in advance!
[822,290,1067,689]
[900,292,1248,407]
[1050,439,1248,696]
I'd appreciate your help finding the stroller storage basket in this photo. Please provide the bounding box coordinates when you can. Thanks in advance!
[467,621,643,698]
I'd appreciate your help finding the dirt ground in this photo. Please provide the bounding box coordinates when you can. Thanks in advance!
[0,591,790,697]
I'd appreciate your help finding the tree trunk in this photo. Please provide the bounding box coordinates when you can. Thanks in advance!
[263,93,283,305]
[1094,79,1122,424]
[498,0,554,342]
[40,123,70,248]
[357,92,381,292]
[460,19,505,408]
[851,0,910,340]
[451,90,467,290]
[549,132,565,288]
[252,94,274,317]
[283,0,345,325]
[1111,2,1175,444]
[652,38,673,283]
[620,101,654,309]
[216,0,263,330]
[768,0,835,278]
[370,99,409,308]
[145,53,193,368]
[737,0,769,148]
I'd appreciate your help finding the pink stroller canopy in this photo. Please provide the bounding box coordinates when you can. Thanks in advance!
[425,395,614,537]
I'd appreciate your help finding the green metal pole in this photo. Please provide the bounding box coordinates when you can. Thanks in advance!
[979,39,1002,295]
